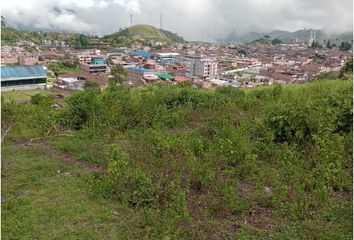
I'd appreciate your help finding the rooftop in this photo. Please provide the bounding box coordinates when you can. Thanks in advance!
[128,66,152,72]
[1,65,47,81]
[133,50,153,58]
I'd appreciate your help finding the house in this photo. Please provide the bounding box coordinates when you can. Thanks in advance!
[79,57,107,75]
[193,58,218,79]
[16,40,34,47]
[173,76,187,83]
[19,55,39,66]
[127,67,160,84]
[1,65,47,90]
[156,73,173,81]
[41,39,53,47]
[133,50,154,58]
[56,72,108,89]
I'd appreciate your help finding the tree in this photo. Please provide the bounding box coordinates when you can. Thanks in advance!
[326,40,332,49]
[272,38,282,45]
[77,34,91,48]
[84,80,101,92]
[110,64,128,85]
[311,41,321,48]
[237,49,247,55]
[339,59,353,78]
[339,42,352,51]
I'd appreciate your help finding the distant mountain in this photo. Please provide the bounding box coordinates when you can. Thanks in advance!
[102,24,185,47]
[221,29,353,46]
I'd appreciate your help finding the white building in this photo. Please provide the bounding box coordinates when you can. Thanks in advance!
[176,56,218,79]
[193,58,218,79]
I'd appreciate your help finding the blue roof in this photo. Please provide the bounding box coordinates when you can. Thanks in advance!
[1,65,47,80]
[133,50,153,58]
[127,66,152,72]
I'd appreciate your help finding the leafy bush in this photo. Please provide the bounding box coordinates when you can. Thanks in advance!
[61,89,101,130]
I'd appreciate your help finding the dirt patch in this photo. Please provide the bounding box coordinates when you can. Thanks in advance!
[237,180,255,197]
[34,139,106,172]
[12,138,29,147]
[244,205,277,230]
[228,223,242,235]
[12,138,106,172]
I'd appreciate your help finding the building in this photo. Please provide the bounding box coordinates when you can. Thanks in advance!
[127,67,159,84]
[193,58,218,79]
[41,39,53,47]
[78,54,92,64]
[79,57,107,75]
[133,50,154,58]
[19,55,39,66]
[16,40,34,46]
[175,56,218,79]
[1,65,47,90]
[156,53,180,65]
[1,56,18,65]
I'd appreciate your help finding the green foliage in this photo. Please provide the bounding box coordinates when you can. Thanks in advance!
[326,40,332,49]
[3,79,353,239]
[339,41,352,51]
[110,64,128,85]
[339,59,353,79]
[83,80,101,92]
[61,89,101,130]
[238,49,247,55]
[311,41,322,48]
[31,93,54,105]
[47,59,78,76]
[271,38,282,45]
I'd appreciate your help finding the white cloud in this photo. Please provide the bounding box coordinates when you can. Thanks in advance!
[2,0,353,40]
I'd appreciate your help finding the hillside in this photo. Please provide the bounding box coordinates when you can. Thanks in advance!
[222,29,353,46]
[102,24,185,46]
[2,76,353,239]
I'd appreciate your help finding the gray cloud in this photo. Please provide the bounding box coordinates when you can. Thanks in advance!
[2,0,353,41]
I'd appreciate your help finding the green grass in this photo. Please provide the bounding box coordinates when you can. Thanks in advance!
[1,142,122,239]
[1,79,352,239]
[1,89,51,103]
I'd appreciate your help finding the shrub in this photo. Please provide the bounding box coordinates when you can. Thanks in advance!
[61,89,101,130]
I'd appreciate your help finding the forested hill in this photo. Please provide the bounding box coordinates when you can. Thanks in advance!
[1,17,185,48]
[222,29,353,45]
[102,24,185,46]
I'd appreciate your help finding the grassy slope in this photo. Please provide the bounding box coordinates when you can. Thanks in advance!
[1,79,352,239]
[102,25,185,47]
[1,89,51,103]
[128,25,167,39]
[127,24,185,43]
[1,27,79,45]
[1,143,122,239]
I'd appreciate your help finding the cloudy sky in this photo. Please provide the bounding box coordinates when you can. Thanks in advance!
[2,0,353,41]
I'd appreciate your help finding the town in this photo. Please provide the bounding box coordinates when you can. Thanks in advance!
[1,27,352,92]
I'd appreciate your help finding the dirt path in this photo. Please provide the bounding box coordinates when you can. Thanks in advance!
[12,138,106,172]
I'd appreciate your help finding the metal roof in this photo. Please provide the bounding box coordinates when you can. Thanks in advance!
[127,66,152,72]
[133,50,153,58]
[1,65,47,81]
[156,73,173,80]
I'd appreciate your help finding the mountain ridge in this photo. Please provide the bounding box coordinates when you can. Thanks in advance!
[221,29,353,45]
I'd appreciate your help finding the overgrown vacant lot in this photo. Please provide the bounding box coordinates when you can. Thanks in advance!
[1,79,353,239]
[2,89,51,103]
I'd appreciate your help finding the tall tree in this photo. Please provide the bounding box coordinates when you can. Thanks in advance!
[326,40,332,49]
[339,42,352,51]
[110,64,128,85]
